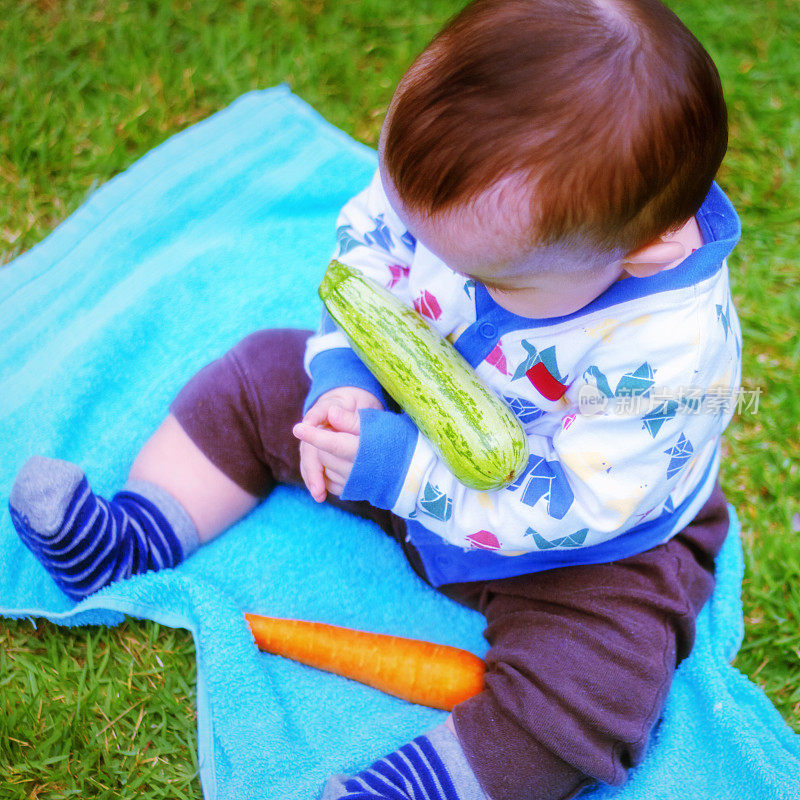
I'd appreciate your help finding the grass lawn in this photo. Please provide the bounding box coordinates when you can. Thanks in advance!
[2,0,799,796]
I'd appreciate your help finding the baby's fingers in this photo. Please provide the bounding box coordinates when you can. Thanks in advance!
[326,405,361,435]
[324,476,346,496]
[303,399,334,428]
[303,392,358,427]
[298,441,327,503]
[293,423,359,461]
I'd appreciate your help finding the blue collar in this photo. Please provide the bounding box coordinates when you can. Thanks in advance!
[474,181,741,331]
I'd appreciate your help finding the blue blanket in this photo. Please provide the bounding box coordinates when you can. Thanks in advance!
[1,85,799,800]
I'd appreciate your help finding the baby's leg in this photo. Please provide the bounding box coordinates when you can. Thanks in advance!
[9,328,313,600]
[321,484,730,800]
[440,485,731,800]
[128,414,258,544]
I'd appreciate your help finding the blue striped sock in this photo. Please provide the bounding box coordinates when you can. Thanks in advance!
[9,456,198,601]
[320,723,487,800]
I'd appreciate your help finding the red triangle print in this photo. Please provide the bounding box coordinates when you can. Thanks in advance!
[414,290,442,321]
[486,343,508,375]
[387,264,410,288]
[466,530,502,551]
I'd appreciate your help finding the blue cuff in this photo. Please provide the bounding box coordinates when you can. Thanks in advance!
[341,409,419,510]
[304,348,387,414]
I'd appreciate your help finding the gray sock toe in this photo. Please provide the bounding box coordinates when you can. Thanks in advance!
[10,456,86,536]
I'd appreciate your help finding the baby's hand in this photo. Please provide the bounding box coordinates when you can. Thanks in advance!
[295,388,382,502]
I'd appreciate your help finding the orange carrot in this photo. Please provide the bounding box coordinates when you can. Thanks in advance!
[244,613,485,711]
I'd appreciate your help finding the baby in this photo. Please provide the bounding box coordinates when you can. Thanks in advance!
[9,0,742,798]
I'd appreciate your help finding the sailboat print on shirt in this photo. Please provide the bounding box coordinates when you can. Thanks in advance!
[363,214,394,252]
[582,362,656,399]
[414,482,453,522]
[524,527,589,550]
[512,342,568,401]
[665,434,694,479]
[507,455,574,518]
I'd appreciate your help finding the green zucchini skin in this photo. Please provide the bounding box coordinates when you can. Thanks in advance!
[318,260,529,491]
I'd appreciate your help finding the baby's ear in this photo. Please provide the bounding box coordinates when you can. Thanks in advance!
[620,238,686,278]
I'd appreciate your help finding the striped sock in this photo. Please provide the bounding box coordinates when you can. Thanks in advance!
[320,723,487,800]
[9,455,198,601]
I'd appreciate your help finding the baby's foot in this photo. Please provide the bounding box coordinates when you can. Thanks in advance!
[9,455,197,601]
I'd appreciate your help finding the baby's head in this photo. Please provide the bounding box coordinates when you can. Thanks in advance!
[378,0,727,316]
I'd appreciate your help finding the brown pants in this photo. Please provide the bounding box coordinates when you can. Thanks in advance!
[170,329,731,800]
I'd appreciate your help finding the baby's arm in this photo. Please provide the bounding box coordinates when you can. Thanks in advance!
[300,343,730,558]
[384,410,685,551]
[295,404,657,550]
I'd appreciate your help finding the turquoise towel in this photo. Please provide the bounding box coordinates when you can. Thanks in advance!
[1,86,799,800]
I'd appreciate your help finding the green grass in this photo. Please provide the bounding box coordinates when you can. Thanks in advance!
[0,620,199,798]
[1,0,799,795]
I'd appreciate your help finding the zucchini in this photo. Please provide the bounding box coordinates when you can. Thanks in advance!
[318,260,528,491]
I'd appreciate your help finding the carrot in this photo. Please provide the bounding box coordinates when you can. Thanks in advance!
[244,612,485,711]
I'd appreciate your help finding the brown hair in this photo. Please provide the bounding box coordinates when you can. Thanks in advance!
[382,0,727,257]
